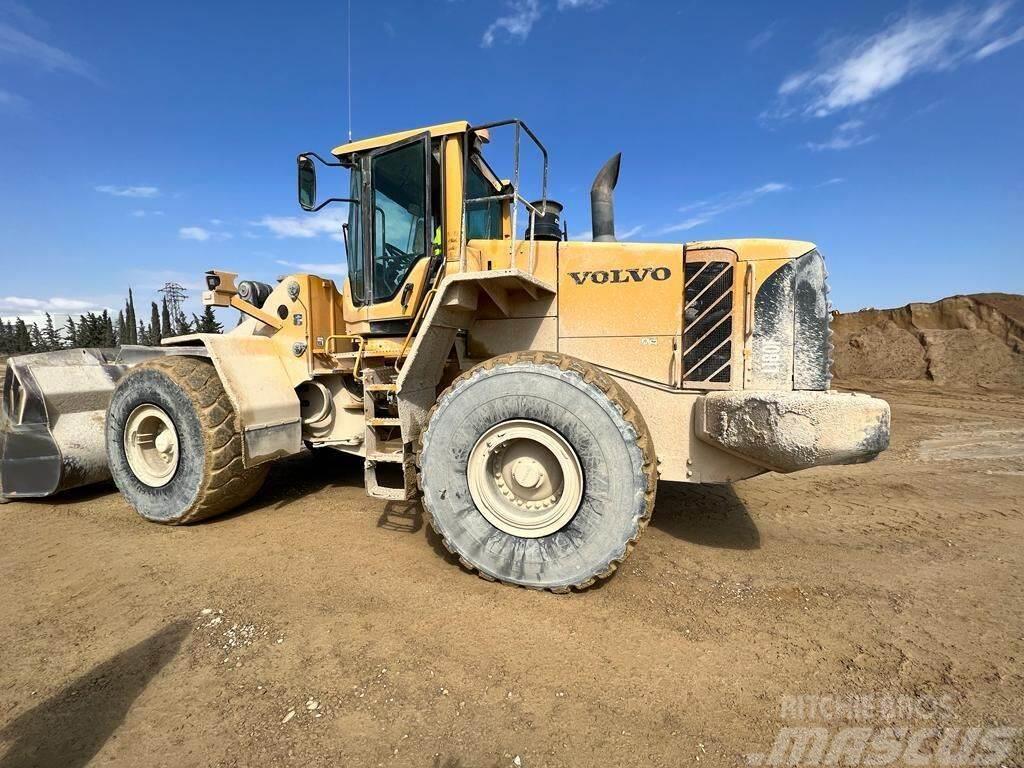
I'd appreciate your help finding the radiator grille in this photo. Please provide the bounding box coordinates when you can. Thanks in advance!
[683,260,734,385]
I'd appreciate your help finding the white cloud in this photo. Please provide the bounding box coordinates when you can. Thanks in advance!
[817,177,847,187]
[747,22,778,52]
[660,183,789,234]
[482,0,541,47]
[974,24,1024,58]
[0,295,111,324]
[0,20,95,81]
[557,0,607,9]
[774,2,1019,118]
[95,185,160,198]
[131,209,164,217]
[806,119,877,151]
[209,218,224,226]
[179,226,232,242]
[0,87,27,110]
[253,208,347,242]
[275,259,347,277]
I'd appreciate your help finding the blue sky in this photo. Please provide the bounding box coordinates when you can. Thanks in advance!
[1,0,1022,325]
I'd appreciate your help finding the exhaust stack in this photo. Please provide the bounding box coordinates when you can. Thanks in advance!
[590,153,621,243]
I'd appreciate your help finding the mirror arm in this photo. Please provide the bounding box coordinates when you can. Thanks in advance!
[306,196,359,213]
[297,151,347,168]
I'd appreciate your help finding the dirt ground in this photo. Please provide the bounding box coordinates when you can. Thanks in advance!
[1,381,1022,767]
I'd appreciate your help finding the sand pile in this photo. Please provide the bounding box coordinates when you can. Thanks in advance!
[832,293,1024,389]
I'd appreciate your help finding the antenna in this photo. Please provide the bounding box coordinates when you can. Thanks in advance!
[347,0,353,142]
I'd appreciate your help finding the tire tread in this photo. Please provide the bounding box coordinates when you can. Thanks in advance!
[135,356,268,524]
[419,351,657,592]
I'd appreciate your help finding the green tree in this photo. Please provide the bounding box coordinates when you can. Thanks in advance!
[126,288,138,344]
[42,313,62,350]
[160,298,172,338]
[12,319,32,352]
[64,317,77,348]
[150,302,162,345]
[193,305,223,334]
[29,323,43,351]
[99,310,116,347]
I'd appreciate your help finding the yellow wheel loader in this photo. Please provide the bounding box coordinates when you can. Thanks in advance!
[0,119,890,591]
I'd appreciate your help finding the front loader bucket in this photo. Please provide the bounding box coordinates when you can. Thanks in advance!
[0,348,125,499]
[0,346,201,500]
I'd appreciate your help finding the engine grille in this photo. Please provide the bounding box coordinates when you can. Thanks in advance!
[683,260,734,385]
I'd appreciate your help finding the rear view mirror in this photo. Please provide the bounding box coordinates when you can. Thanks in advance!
[298,156,317,211]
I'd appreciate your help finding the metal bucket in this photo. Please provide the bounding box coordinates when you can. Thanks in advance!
[0,346,204,500]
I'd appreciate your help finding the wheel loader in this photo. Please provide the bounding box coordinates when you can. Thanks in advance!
[0,119,890,591]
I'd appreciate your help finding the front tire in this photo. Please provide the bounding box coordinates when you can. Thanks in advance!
[106,356,268,524]
[420,352,657,591]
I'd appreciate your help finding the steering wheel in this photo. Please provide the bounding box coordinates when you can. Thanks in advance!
[380,242,410,293]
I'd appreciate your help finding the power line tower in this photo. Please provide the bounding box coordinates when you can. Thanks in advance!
[158,282,188,323]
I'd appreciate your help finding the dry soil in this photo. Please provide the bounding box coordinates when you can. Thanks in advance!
[1,380,1022,767]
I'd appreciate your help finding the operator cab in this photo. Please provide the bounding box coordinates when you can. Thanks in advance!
[297,121,509,334]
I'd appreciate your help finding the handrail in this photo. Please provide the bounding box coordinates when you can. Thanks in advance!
[460,119,549,275]
[326,333,366,380]
[394,260,447,373]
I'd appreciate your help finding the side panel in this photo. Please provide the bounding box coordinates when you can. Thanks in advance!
[557,241,685,385]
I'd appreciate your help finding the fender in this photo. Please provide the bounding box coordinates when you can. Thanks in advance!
[163,333,302,467]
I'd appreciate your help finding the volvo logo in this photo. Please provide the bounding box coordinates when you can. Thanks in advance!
[568,266,672,285]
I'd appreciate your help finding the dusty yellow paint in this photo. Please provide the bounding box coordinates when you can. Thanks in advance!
[695,238,815,262]
[332,120,484,157]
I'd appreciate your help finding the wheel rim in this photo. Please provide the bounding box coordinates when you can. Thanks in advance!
[467,420,583,538]
[123,404,180,488]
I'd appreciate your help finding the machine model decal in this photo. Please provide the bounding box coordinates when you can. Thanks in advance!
[568,266,671,285]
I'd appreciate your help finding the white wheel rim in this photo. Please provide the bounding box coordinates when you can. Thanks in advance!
[467,420,583,538]
[123,404,180,488]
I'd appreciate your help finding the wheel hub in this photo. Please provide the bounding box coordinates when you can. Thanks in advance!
[123,404,180,488]
[467,420,583,538]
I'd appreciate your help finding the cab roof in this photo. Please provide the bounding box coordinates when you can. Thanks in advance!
[332,120,485,157]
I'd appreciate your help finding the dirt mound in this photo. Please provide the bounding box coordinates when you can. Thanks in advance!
[833,293,1024,389]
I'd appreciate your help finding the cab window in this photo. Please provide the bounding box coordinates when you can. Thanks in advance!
[466,157,503,240]
[371,140,427,302]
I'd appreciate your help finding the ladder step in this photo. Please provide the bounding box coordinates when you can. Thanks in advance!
[368,451,404,464]
[366,484,413,501]
[364,383,397,393]
[368,417,401,427]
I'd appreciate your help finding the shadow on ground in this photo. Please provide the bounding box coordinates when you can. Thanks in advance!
[203,448,365,524]
[652,481,761,550]
[0,619,190,768]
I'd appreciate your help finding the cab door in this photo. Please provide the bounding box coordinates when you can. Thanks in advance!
[359,132,435,334]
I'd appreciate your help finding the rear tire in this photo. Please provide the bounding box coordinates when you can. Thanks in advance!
[106,356,268,524]
[419,352,657,592]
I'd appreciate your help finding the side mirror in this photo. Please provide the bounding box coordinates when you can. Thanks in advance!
[298,155,317,211]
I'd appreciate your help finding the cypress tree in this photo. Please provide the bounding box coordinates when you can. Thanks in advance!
[127,289,137,344]
[150,302,162,345]
[160,298,172,338]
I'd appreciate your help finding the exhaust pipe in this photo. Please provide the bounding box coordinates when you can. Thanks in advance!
[590,153,621,243]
